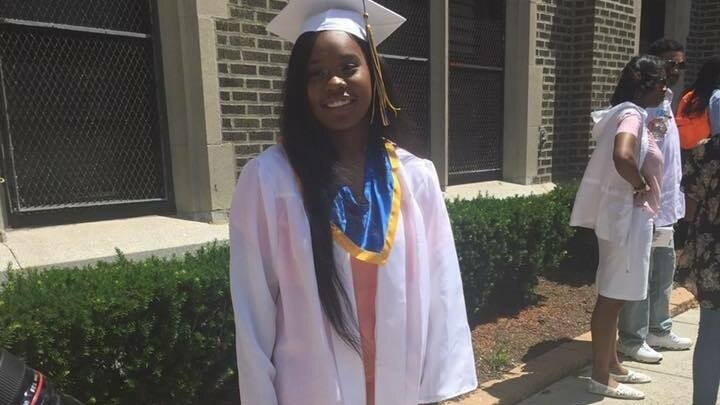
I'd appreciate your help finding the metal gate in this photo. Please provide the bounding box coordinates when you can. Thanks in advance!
[448,0,505,184]
[0,0,172,227]
[376,0,430,159]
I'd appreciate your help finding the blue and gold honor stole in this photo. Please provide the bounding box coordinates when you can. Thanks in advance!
[330,141,401,265]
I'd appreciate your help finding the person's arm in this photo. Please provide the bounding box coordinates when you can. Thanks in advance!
[417,160,478,404]
[613,133,651,196]
[709,91,720,136]
[611,110,650,195]
[229,159,280,405]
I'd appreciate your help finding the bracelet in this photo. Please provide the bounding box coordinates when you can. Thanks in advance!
[633,179,648,193]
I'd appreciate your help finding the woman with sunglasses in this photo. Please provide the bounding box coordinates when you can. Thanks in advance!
[677,55,720,405]
[571,55,668,400]
[617,38,693,366]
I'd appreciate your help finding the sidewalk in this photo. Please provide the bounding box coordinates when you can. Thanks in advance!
[458,288,697,405]
[444,181,555,201]
[517,308,700,404]
[0,215,228,270]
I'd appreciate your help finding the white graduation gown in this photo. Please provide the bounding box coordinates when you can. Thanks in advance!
[229,144,477,405]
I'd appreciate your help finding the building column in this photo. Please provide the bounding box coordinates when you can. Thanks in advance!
[502,0,540,185]
[430,0,449,189]
[664,0,691,46]
[156,0,235,223]
[664,0,691,104]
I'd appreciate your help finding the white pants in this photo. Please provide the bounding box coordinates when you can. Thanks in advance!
[596,207,654,301]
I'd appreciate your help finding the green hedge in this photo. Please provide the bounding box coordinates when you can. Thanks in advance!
[448,184,577,316]
[0,248,237,405]
[0,184,579,403]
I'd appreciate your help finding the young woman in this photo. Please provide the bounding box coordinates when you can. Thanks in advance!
[571,55,668,400]
[228,2,477,405]
[677,56,720,405]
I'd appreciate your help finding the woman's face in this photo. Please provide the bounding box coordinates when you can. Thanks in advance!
[306,31,373,135]
[637,73,668,108]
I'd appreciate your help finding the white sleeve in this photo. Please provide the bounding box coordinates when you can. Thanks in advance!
[710,90,720,136]
[229,159,280,405]
[417,161,478,403]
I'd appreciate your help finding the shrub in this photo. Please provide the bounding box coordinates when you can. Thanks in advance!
[0,245,237,405]
[448,183,577,316]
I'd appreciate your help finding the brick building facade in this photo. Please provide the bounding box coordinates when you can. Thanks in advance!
[685,0,720,85]
[0,0,719,228]
[214,0,719,188]
[216,0,291,179]
[535,0,639,182]
[213,0,645,188]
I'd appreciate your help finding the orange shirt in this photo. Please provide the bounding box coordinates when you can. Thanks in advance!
[350,257,378,405]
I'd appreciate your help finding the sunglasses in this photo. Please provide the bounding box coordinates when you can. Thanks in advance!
[666,60,687,71]
[654,77,668,88]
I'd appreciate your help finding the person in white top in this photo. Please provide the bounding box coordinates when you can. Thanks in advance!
[617,38,693,365]
[228,1,477,404]
[571,55,668,400]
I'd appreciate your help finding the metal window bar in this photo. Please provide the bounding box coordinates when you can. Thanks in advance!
[0,0,151,34]
[0,18,151,39]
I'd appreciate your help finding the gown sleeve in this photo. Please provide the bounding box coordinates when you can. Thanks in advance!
[416,160,478,403]
[229,158,280,405]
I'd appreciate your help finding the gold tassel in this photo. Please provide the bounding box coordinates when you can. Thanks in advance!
[363,12,400,126]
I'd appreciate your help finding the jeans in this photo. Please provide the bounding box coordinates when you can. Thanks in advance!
[694,308,720,405]
[618,241,676,350]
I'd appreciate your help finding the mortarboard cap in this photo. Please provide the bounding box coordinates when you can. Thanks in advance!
[266,0,405,45]
[267,0,406,126]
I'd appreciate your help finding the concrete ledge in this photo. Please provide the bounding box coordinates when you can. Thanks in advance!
[0,216,228,271]
[457,287,697,405]
[445,181,555,201]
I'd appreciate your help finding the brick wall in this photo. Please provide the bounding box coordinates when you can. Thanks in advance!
[535,0,594,183]
[215,0,644,184]
[535,0,638,183]
[216,0,290,178]
[685,0,720,86]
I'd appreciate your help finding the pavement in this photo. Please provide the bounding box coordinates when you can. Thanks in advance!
[457,288,701,405]
[517,308,701,405]
[0,215,229,271]
[445,181,556,201]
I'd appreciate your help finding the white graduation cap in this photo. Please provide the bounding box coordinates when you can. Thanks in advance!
[266,0,406,45]
[267,0,406,126]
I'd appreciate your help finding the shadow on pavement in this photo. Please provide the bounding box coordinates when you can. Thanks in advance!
[483,339,595,404]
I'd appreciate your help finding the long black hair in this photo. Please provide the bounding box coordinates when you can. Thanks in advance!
[681,56,720,117]
[280,31,399,350]
[611,55,667,106]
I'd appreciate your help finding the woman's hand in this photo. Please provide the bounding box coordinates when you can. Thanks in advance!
[632,176,651,197]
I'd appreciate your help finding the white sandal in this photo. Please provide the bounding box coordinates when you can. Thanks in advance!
[610,369,652,384]
[587,379,645,400]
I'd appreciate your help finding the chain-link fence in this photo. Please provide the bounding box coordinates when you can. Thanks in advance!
[448,0,505,184]
[377,0,430,159]
[0,1,170,223]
